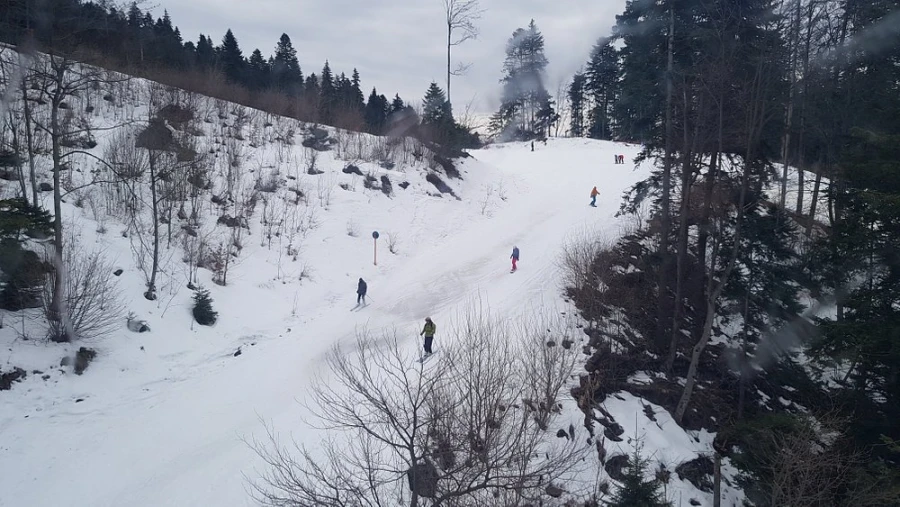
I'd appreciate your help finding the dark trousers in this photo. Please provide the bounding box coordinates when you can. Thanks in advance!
[357,293,366,304]
[424,335,434,354]
[590,195,596,206]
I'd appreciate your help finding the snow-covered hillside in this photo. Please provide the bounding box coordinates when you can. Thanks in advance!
[1,64,743,506]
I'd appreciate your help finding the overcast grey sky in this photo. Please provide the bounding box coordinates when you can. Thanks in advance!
[153,0,626,116]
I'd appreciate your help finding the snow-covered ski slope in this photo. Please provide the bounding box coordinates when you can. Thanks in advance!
[1,127,742,505]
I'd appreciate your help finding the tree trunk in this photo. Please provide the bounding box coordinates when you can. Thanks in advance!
[146,152,159,301]
[9,111,28,201]
[796,0,815,217]
[656,3,676,352]
[713,453,722,507]
[676,47,765,422]
[446,22,452,107]
[737,268,753,420]
[779,0,802,210]
[22,81,39,206]
[805,168,822,238]
[49,90,66,341]
[666,88,699,376]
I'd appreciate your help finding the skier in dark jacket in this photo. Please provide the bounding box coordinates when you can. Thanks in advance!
[420,317,436,355]
[357,278,367,305]
[510,246,520,272]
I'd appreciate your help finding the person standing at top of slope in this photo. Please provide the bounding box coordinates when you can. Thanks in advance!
[420,317,436,356]
[357,278,367,305]
[590,186,599,207]
[510,246,520,272]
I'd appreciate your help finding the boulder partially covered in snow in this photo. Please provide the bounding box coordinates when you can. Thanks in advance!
[676,455,714,493]
[126,314,150,333]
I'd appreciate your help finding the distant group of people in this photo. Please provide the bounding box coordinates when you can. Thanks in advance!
[354,245,523,357]
[351,147,629,358]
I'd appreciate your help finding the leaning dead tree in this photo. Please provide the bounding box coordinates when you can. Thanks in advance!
[249,303,587,506]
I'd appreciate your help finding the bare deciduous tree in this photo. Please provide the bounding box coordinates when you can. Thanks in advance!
[249,303,588,506]
[42,232,124,342]
[19,49,128,339]
[742,412,900,506]
[442,0,483,107]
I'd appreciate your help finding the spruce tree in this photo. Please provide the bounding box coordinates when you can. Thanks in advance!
[493,19,553,140]
[390,94,405,113]
[584,37,619,140]
[219,29,245,84]
[196,34,215,68]
[0,198,53,242]
[319,61,335,122]
[422,82,453,127]
[568,72,586,137]
[127,3,142,28]
[612,0,668,143]
[365,88,389,134]
[247,49,269,90]
[813,129,900,467]
[609,444,671,507]
[272,33,303,95]
[349,69,365,112]
[192,288,218,326]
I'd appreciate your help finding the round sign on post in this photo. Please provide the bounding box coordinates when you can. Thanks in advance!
[372,231,379,265]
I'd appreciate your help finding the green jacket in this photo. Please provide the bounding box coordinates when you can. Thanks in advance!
[421,322,436,337]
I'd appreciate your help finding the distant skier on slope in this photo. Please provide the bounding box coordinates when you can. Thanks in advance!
[590,186,599,207]
[357,277,368,305]
[510,246,520,272]
[420,317,436,356]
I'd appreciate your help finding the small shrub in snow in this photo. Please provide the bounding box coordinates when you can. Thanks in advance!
[192,288,218,326]
[43,248,124,343]
[380,175,393,197]
[346,220,358,237]
[305,150,323,175]
[73,347,97,375]
[387,232,399,254]
[298,264,312,282]
[0,367,26,391]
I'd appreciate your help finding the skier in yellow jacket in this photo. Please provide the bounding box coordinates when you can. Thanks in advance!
[420,317,436,356]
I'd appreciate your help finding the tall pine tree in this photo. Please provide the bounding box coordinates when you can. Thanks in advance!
[364,88,389,134]
[272,33,302,95]
[318,61,335,122]
[247,49,269,90]
[422,82,453,127]
[491,19,554,140]
[584,37,619,140]
[390,94,405,113]
[568,72,587,137]
[218,29,245,84]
